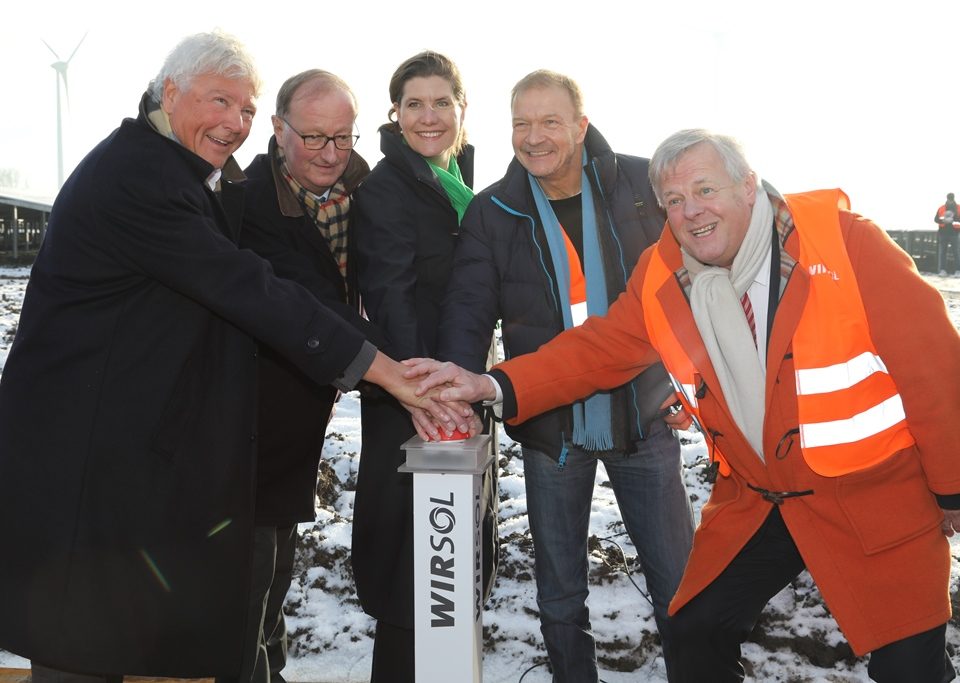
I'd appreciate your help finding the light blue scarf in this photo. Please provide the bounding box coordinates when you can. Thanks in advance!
[527,151,613,451]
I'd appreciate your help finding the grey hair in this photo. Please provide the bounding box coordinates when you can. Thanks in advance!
[147,30,262,103]
[649,129,752,204]
[275,69,357,119]
[511,69,584,118]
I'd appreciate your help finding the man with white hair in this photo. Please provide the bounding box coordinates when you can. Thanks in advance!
[411,129,960,682]
[0,31,465,683]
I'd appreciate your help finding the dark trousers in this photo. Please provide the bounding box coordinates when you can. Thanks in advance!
[216,524,297,683]
[938,228,960,273]
[31,527,297,683]
[668,507,955,682]
[29,664,121,683]
[370,620,414,683]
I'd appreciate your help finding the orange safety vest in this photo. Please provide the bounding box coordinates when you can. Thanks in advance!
[641,248,732,477]
[936,205,960,230]
[561,228,588,326]
[787,189,915,476]
[642,189,915,477]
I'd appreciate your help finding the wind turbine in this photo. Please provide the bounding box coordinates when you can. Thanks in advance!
[41,33,87,190]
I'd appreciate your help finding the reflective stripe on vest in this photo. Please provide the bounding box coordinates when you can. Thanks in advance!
[786,189,915,476]
[641,245,731,477]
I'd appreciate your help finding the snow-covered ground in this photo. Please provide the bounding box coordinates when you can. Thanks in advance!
[1,267,958,682]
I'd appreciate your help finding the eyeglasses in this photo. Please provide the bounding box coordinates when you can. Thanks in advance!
[663,185,735,212]
[281,117,359,151]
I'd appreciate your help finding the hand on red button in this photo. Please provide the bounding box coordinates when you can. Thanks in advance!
[437,427,471,441]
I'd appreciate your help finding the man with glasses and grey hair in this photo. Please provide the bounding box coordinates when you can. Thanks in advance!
[231,69,374,683]
[0,32,469,683]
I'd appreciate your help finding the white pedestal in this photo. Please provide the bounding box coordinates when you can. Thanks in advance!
[400,434,493,683]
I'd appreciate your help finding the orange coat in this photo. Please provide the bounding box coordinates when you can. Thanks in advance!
[494,207,960,655]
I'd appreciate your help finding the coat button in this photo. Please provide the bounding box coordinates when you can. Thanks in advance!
[307,338,320,349]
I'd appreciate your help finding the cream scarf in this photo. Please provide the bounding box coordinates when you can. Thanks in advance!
[683,183,773,460]
[147,102,222,190]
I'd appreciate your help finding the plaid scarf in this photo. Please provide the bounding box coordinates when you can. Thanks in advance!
[276,146,352,283]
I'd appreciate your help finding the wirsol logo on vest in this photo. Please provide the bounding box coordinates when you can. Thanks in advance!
[808,263,840,281]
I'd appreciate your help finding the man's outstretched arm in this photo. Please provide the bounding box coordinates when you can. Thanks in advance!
[404,358,498,404]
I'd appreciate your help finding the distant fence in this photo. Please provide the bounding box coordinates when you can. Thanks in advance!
[0,225,947,272]
[0,219,44,255]
[0,195,48,264]
[886,230,950,274]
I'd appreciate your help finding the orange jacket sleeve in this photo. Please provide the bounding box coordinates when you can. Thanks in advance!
[494,249,661,425]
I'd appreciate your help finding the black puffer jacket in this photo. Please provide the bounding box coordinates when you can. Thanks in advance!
[437,125,666,460]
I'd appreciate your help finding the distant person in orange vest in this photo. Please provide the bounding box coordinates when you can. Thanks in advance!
[408,129,960,682]
[935,192,960,275]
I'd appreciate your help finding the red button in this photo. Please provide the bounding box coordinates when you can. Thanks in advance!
[437,428,470,441]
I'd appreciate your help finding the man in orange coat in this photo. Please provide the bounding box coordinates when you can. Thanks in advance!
[408,130,960,681]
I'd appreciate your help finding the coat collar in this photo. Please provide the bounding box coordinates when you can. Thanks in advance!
[377,124,475,192]
[136,91,246,185]
[266,135,370,218]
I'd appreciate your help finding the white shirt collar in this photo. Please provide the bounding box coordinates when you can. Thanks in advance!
[205,169,222,192]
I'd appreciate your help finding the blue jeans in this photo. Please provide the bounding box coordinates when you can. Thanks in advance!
[522,422,695,682]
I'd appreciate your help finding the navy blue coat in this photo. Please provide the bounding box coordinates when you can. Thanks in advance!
[351,126,498,629]
[241,139,375,526]
[0,101,368,676]
[437,125,666,459]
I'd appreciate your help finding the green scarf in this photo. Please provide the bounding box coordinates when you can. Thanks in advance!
[428,155,474,224]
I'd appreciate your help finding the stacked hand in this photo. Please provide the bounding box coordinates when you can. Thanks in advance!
[402,358,498,404]
[402,358,495,440]
[363,352,481,441]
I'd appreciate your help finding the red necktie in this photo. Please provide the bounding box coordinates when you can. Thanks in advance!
[741,292,757,346]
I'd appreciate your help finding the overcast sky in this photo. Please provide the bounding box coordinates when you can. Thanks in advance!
[2,0,956,230]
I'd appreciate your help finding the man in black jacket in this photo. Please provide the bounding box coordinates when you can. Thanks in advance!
[436,70,694,681]
[0,33,465,683]
[233,69,375,683]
